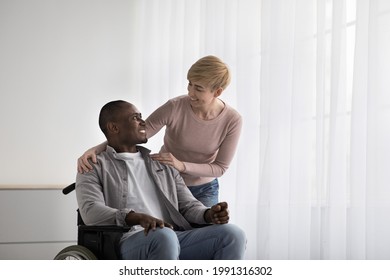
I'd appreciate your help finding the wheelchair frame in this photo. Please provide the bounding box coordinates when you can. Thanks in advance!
[54,183,130,260]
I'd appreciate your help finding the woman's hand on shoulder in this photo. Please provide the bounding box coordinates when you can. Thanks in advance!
[77,148,98,173]
[77,142,107,173]
[150,152,186,172]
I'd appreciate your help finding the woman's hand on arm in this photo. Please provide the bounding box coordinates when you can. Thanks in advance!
[77,141,108,173]
[150,152,186,173]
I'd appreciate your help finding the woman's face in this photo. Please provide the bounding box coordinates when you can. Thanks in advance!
[187,80,217,108]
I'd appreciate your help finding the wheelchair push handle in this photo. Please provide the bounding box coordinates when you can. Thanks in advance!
[62,183,76,195]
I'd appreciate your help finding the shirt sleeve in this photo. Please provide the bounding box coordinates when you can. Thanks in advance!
[172,168,209,224]
[75,170,133,227]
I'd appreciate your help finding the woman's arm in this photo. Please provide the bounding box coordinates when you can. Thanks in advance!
[149,100,242,178]
[182,116,242,177]
[77,141,107,173]
[145,99,173,139]
[150,115,242,178]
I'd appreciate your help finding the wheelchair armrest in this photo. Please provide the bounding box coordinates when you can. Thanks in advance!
[78,225,131,233]
[62,183,76,195]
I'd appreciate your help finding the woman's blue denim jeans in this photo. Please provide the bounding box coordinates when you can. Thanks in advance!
[188,178,219,207]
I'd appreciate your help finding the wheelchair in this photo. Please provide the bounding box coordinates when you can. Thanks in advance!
[54,183,130,260]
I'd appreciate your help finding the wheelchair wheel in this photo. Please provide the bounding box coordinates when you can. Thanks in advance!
[54,245,97,260]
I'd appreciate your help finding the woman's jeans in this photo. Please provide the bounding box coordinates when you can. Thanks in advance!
[119,224,246,260]
[189,178,219,207]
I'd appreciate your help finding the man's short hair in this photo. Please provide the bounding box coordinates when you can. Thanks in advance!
[99,100,128,136]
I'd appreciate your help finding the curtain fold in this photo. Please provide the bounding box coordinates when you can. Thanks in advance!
[363,0,390,259]
[126,0,390,259]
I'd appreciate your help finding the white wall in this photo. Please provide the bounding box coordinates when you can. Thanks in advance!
[0,0,156,186]
[0,0,242,259]
[0,0,158,259]
[0,189,77,259]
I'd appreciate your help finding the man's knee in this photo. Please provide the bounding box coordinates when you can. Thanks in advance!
[220,224,246,243]
[216,224,246,259]
[149,227,179,245]
[120,227,180,260]
[148,228,180,259]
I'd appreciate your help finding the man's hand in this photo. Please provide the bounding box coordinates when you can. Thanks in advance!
[205,202,230,224]
[126,212,174,235]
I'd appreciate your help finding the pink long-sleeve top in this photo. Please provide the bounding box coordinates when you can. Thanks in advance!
[145,95,242,187]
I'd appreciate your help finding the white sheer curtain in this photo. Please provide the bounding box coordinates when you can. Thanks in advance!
[125,0,390,259]
[257,0,390,259]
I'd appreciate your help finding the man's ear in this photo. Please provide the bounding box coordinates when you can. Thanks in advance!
[213,87,223,98]
[107,122,119,134]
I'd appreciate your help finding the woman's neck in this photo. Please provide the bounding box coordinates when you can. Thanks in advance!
[192,98,225,120]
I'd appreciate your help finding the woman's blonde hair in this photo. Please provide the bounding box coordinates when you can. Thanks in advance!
[187,55,231,91]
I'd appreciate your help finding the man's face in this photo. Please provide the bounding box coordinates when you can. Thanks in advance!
[116,104,147,145]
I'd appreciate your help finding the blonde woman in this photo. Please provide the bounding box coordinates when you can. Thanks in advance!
[78,56,242,207]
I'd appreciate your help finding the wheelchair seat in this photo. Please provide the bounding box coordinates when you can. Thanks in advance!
[54,183,130,260]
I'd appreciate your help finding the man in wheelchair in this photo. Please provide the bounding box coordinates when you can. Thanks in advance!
[75,100,246,260]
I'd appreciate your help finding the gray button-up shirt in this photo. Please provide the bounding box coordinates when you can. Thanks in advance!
[76,145,208,231]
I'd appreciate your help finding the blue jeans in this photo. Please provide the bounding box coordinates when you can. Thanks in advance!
[189,178,219,207]
[119,224,246,260]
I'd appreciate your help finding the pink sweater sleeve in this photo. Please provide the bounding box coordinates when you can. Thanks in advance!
[145,100,171,139]
[145,96,242,186]
[182,116,242,178]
